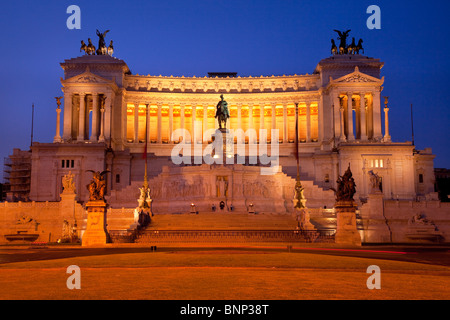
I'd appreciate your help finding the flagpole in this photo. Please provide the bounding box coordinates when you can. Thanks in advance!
[143,104,149,190]
[30,103,34,149]
[295,102,300,181]
[293,102,306,208]
[410,103,415,147]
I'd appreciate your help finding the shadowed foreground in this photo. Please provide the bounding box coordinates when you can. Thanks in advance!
[0,250,449,300]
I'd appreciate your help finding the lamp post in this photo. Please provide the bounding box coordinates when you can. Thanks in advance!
[383,97,391,142]
[294,102,306,209]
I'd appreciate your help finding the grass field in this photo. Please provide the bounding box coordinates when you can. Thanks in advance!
[0,249,449,300]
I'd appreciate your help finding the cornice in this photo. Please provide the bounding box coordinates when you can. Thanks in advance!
[123,73,321,94]
[123,90,322,106]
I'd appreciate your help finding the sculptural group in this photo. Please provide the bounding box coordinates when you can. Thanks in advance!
[331,30,364,55]
[335,165,356,202]
[86,170,108,201]
[80,30,114,56]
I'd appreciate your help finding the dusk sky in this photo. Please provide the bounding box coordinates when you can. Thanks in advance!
[1,0,449,179]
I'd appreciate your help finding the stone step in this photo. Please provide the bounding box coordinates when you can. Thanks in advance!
[146,212,298,230]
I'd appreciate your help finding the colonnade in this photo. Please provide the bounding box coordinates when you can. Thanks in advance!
[61,91,113,142]
[125,101,320,144]
[333,91,388,142]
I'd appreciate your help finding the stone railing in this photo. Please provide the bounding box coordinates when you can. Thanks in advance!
[123,229,336,244]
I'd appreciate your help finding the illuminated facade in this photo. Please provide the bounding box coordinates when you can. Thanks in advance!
[28,53,437,210]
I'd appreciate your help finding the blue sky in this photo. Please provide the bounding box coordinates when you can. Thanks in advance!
[0,0,449,177]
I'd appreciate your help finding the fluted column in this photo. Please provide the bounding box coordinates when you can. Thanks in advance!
[201,104,207,143]
[283,104,288,143]
[237,103,242,144]
[180,104,185,142]
[383,97,391,142]
[191,104,196,143]
[270,104,275,142]
[169,103,174,143]
[62,92,73,140]
[157,103,162,143]
[104,93,112,143]
[306,101,311,142]
[259,103,265,135]
[339,105,346,142]
[347,92,355,141]
[333,92,341,141]
[134,103,139,143]
[54,103,62,143]
[98,103,105,142]
[360,93,368,141]
[259,103,265,143]
[248,104,255,143]
[77,93,86,141]
[372,90,383,140]
[90,93,99,141]
[318,94,324,142]
[146,103,151,143]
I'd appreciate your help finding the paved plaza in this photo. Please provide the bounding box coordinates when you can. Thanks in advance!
[0,244,449,300]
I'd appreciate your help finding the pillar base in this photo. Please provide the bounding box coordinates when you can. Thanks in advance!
[82,200,108,246]
[334,200,361,246]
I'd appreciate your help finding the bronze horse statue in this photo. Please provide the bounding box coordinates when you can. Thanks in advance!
[86,38,96,55]
[80,40,88,55]
[215,95,230,129]
[347,37,357,54]
[355,39,364,54]
[331,39,338,55]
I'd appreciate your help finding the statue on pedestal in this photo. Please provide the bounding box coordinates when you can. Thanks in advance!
[293,180,306,209]
[368,170,382,193]
[334,164,361,245]
[83,170,109,246]
[335,165,356,202]
[86,170,109,201]
[215,95,230,129]
[62,171,76,194]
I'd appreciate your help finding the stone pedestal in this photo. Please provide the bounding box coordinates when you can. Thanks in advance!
[60,192,79,242]
[82,200,108,246]
[212,128,233,162]
[296,208,316,231]
[335,200,361,246]
[364,193,392,243]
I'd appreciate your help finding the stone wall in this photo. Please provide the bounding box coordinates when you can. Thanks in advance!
[0,198,85,245]
[1,194,449,245]
[360,196,450,243]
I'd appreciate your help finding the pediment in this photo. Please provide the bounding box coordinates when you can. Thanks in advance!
[62,67,113,85]
[331,67,383,84]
